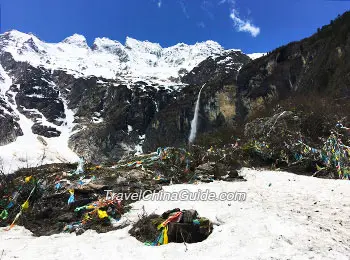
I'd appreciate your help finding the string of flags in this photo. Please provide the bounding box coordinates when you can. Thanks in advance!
[1,176,38,230]
[63,197,123,233]
[295,133,350,179]
[246,122,349,179]
[110,147,193,181]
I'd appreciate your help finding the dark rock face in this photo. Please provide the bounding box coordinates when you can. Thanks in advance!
[69,123,131,163]
[31,123,61,138]
[182,50,251,86]
[64,77,178,163]
[0,53,66,130]
[0,95,23,145]
[12,66,65,125]
[236,12,350,119]
[0,111,23,145]
[143,51,250,152]
[0,47,188,163]
[142,90,193,151]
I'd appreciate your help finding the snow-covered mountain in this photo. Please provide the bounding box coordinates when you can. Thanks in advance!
[247,53,266,60]
[0,30,250,173]
[0,30,240,86]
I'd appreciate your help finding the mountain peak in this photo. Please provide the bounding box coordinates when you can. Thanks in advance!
[125,37,162,52]
[0,30,244,82]
[61,34,89,48]
[4,30,31,42]
[196,40,222,47]
[92,37,123,51]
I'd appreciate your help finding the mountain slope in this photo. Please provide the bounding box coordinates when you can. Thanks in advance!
[236,11,350,119]
[2,11,348,171]
[144,11,350,150]
[0,32,249,171]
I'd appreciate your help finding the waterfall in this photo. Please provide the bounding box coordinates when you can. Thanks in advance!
[188,83,206,143]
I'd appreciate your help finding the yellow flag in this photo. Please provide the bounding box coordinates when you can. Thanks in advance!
[157,223,164,230]
[163,226,168,244]
[22,200,29,210]
[25,176,32,183]
[316,164,324,171]
[98,210,108,219]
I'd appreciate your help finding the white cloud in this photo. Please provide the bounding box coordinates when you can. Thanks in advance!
[219,0,260,37]
[152,0,162,8]
[178,1,190,19]
[230,9,260,37]
[218,0,235,5]
[201,1,215,20]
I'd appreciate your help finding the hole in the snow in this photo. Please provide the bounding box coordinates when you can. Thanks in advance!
[129,208,213,246]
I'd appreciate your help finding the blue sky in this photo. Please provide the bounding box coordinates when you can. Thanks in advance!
[1,0,349,53]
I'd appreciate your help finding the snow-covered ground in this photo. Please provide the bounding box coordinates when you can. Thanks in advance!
[0,65,79,173]
[248,53,266,60]
[1,168,349,260]
[0,91,79,173]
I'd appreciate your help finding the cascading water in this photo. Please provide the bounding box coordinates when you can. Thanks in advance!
[188,83,206,143]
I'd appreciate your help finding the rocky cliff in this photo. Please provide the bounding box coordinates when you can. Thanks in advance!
[0,30,250,170]
[1,11,349,170]
[145,12,350,150]
[236,12,350,119]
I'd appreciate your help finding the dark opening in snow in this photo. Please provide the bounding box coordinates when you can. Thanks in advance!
[129,208,213,246]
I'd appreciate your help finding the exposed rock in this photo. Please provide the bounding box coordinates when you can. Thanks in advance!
[0,99,23,145]
[214,162,242,181]
[194,161,244,182]
[143,50,250,152]
[195,162,216,172]
[237,12,350,120]
[31,123,61,138]
[182,50,251,87]
[0,55,66,125]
